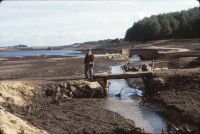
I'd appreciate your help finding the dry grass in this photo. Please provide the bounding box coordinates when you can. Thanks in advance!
[0,80,48,134]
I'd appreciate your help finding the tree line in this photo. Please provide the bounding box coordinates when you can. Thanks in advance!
[125,7,200,41]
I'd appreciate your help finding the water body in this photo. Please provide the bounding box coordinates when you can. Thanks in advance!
[104,65,166,133]
[0,50,84,57]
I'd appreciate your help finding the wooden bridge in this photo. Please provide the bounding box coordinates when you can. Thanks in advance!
[94,71,154,94]
[94,71,153,79]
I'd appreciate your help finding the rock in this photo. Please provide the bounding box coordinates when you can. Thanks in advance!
[161,67,168,70]
[0,126,6,134]
[130,66,140,72]
[141,64,151,71]
[153,68,161,71]
[69,86,76,92]
[151,77,165,85]
[45,80,104,100]
[107,55,112,59]
[85,81,101,90]
[68,80,104,98]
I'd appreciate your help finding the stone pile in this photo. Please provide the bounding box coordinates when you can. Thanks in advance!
[45,80,105,103]
[123,63,152,72]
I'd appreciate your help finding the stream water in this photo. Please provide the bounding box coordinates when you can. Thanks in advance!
[104,65,166,133]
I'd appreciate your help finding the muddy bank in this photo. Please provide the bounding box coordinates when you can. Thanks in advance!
[0,80,145,134]
[44,80,105,99]
[0,56,122,80]
[63,38,200,51]
[1,48,199,133]
[142,69,200,132]
[0,55,148,134]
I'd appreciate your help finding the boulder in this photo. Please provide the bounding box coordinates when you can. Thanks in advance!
[130,66,140,72]
[151,77,165,85]
[45,80,105,100]
[141,64,151,71]
[68,80,104,98]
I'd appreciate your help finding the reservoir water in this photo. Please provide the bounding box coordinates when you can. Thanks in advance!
[0,50,84,57]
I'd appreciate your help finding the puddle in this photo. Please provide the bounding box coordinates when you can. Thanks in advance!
[104,65,166,133]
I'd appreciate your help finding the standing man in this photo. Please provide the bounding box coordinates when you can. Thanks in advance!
[84,49,94,79]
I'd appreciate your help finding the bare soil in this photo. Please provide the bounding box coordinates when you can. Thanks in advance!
[0,56,121,80]
[1,56,144,134]
[143,68,200,132]
[64,38,200,52]
[1,38,200,133]
[0,81,140,134]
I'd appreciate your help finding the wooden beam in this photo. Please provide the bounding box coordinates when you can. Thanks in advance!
[94,71,153,79]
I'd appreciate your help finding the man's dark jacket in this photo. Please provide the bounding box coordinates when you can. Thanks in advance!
[84,54,94,64]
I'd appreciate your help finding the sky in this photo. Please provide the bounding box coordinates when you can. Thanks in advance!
[0,0,199,47]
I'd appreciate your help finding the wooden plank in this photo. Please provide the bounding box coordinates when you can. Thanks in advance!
[94,71,153,79]
[4,75,85,81]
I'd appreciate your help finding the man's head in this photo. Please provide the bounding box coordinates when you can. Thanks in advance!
[87,49,92,54]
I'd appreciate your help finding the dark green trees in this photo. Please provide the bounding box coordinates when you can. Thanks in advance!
[125,17,161,41]
[125,7,200,41]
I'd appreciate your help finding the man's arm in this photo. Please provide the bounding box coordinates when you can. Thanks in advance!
[91,54,94,62]
[84,54,88,64]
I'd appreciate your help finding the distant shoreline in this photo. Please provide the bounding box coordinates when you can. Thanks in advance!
[1,38,199,52]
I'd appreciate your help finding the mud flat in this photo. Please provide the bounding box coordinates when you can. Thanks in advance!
[0,56,121,80]
[1,41,200,133]
[0,56,145,134]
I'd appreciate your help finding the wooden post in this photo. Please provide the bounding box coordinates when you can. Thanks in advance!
[103,79,109,95]
[151,59,154,70]
[121,49,130,60]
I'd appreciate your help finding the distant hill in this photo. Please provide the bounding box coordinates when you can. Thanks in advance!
[12,44,28,48]
[125,7,200,41]
[62,38,132,50]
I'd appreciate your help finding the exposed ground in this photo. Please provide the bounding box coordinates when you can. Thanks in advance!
[159,74,200,126]
[0,56,145,134]
[63,38,200,52]
[142,67,200,133]
[0,56,121,80]
[0,38,200,134]
[0,80,142,134]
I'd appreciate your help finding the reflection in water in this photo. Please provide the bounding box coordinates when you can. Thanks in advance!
[130,55,141,62]
[104,65,166,133]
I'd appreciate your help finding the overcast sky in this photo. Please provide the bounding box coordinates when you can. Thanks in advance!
[0,0,199,47]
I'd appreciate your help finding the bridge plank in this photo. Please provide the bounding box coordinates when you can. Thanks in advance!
[94,71,153,79]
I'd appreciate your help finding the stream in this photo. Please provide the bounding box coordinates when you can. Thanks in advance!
[104,65,166,133]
